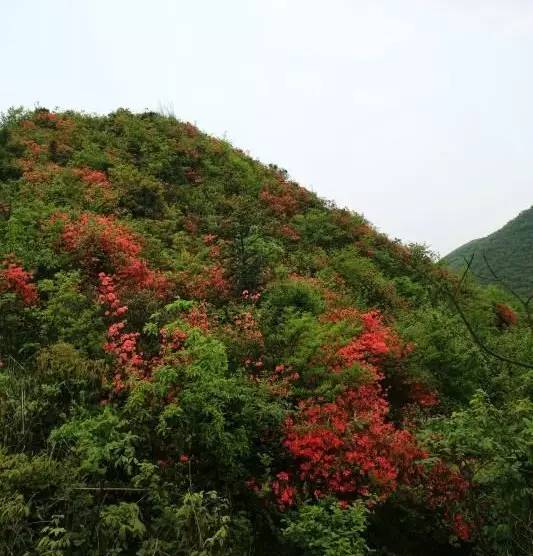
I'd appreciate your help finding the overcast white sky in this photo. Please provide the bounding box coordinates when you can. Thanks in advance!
[2,1,532,256]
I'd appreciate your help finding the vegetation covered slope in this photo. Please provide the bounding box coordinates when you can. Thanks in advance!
[0,108,531,556]
[444,206,533,297]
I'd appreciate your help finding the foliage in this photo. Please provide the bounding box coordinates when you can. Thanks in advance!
[0,108,531,555]
[444,205,533,296]
[283,499,368,556]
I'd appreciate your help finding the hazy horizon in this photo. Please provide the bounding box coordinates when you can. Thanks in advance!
[2,0,532,256]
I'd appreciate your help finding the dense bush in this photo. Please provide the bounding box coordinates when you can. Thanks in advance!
[0,107,530,555]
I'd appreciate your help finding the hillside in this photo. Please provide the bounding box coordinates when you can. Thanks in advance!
[444,206,533,297]
[0,108,531,556]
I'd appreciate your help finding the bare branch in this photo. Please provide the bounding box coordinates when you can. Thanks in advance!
[458,252,476,290]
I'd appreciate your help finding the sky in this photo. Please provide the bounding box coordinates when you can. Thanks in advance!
[2,0,533,256]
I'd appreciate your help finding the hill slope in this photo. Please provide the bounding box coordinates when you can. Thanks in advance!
[444,206,533,297]
[0,108,531,556]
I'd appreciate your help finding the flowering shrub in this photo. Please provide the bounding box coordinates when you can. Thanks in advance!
[20,160,62,184]
[270,308,469,543]
[58,212,171,297]
[408,382,440,407]
[177,263,230,301]
[73,167,117,207]
[265,363,300,397]
[260,187,299,217]
[271,471,296,509]
[494,302,518,328]
[97,273,145,393]
[281,387,425,504]
[0,262,38,305]
[279,224,301,241]
[182,302,210,332]
[1,108,526,555]
[452,513,471,541]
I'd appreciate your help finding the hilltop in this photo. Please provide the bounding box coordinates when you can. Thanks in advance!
[0,108,531,555]
[444,206,533,297]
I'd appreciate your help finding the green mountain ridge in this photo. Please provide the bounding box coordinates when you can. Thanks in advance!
[444,205,533,297]
[0,108,531,555]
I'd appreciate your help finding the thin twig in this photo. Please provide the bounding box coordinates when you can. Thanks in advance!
[458,252,476,290]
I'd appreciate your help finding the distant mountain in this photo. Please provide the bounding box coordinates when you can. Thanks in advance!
[444,206,533,296]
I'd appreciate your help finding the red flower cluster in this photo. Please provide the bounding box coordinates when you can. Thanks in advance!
[97,272,192,393]
[97,273,145,393]
[97,273,128,318]
[74,167,110,187]
[105,322,143,368]
[183,302,210,332]
[20,160,62,184]
[183,216,199,234]
[159,327,188,354]
[0,262,38,305]
[12,111,75,190]
[282,385,424,503]
[260,187,299,217]
[408,382,439,408]
[233,311,264,344]
[202,234,217,245]
[335,312,394,373]
[241,289,261,303]
[271,471,296,509]
[62,212,140,259]
[452,513,471,541]
[183,122,199,138]
[423,461,469,511]
[321,307,360,324]
[59,212,170,297]
[419,460,472,540]
[494,302,518,328]
[277,311,425,505]
[34,111,60,124]
[73,167,116,206]
[24,140,44,156]
[116,258,171,297]
[279,224,301,241]
[179,263,230,301]
[266,364,300,397]
[274,309,466,521]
